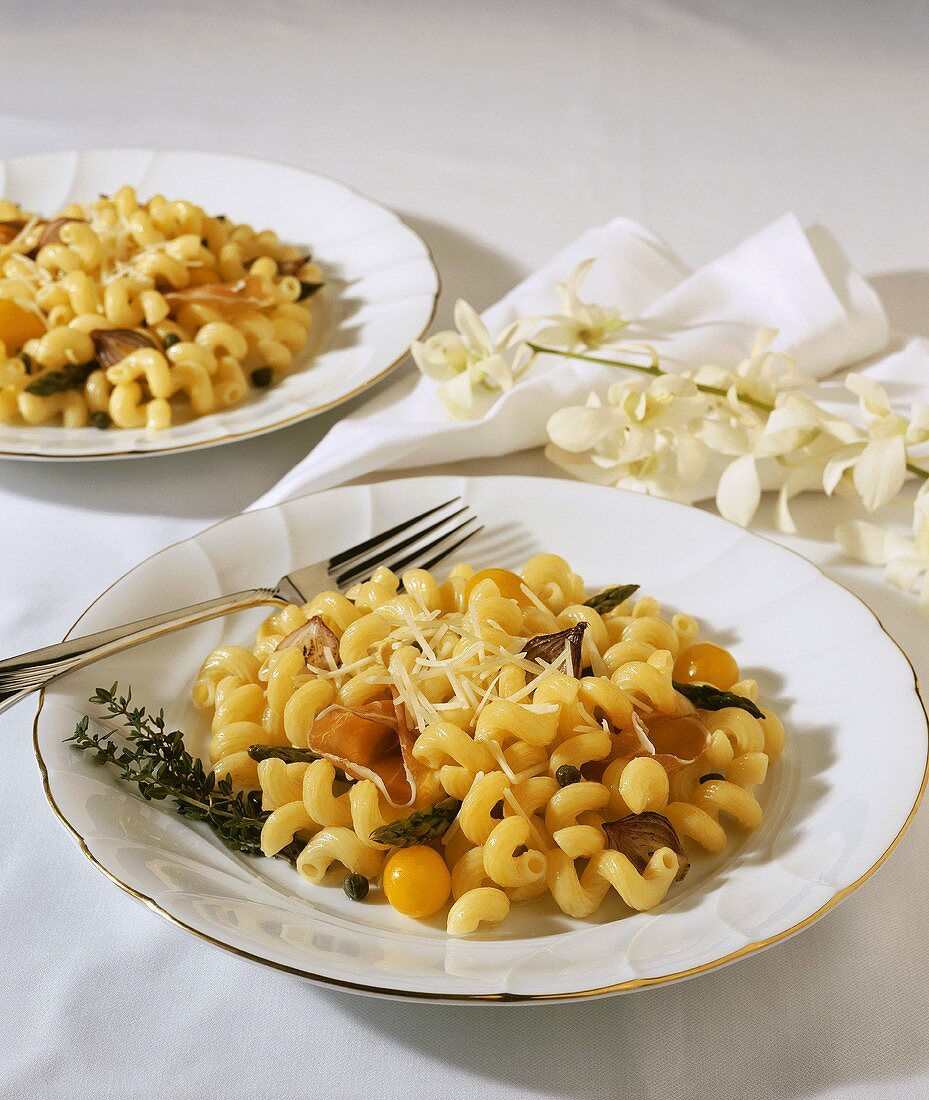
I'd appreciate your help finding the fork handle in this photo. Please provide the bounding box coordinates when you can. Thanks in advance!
[0,587,282,716]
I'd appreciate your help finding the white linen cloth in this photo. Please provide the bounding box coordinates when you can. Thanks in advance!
[258,214,889,506]
[4,5,929,1100]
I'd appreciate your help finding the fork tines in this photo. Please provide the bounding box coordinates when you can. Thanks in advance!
[330,497,482,589]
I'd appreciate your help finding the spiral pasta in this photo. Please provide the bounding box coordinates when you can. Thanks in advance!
[0,187,321,429]
[192,554,786,935]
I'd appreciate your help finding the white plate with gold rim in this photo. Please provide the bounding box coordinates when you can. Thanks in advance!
[33,476,928,1002]
[0,149,438,460]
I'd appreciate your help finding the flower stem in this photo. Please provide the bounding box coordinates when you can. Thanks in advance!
[526,342,773,412]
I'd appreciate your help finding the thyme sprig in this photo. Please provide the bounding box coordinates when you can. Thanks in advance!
[66,684,302,863]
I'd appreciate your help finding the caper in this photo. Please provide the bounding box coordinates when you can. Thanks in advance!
[251,366,273,388]
[162,332,181,350]
[20,351,32,374]
[699,772,725,784]
[556,764,582,787]
[342,873,370,902]
[90,411,111,430]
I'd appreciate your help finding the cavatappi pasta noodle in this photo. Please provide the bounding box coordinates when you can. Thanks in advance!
[0,187,321,429]
[192,555,786,936]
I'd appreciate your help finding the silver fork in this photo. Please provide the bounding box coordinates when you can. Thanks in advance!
[0,497,481,715]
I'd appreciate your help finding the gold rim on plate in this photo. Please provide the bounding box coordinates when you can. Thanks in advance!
[0,148,441,461]
[31,480,929,1002]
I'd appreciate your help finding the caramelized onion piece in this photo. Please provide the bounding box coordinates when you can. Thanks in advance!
[522,623,587,678]
[276,615,341,669]
[92,328,158,368]
[37,216,83,249]
[603,812,689,882]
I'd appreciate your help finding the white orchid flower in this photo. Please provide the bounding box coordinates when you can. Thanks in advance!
[546,374,710,500]
[734,328,814,404]
[411,300,533,418]
[531,259,630,350]
[816,374,929,513]
[695,329,814,412]
[837,490,929,609]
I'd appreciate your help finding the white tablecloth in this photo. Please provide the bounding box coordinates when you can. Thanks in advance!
[3,3,929,1098]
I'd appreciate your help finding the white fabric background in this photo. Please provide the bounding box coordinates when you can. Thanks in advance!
[2,3,929,1098]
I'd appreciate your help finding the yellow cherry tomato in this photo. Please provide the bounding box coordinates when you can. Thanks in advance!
[382,845,452,919]
[673,642,739,691]
[464,568,532,607]
[0,299,45,352]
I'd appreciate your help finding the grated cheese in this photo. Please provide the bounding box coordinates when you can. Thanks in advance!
[512,761,548,785]
[502,788,548,853]
[519,582,553,618]
[486,740,518,783]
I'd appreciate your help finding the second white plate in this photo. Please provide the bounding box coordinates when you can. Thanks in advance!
[0,149,439,460]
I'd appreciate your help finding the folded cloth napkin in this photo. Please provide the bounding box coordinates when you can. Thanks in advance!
[254,213,889,508]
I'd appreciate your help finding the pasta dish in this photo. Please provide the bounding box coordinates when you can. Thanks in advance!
[0,187,320,430]
[192,555,785,936]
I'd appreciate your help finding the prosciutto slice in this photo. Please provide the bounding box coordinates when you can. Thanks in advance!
[165,275,273,312]
[307,697,420,807]
[607,702,711,773]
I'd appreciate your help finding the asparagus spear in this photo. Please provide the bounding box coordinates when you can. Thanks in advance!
[370,798,462,848]
[672,681,763,719]
[584,583,639,614]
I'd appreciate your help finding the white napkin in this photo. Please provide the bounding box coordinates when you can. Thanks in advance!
[254,213,889,507]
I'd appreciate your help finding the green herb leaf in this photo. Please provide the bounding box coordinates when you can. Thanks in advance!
[672,681,764,719]
[369,797,461,848]
[584,584,639,614]
[66,684,302,864]
[25,360,96,396]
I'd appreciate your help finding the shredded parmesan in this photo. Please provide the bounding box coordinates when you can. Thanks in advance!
[486,740,518,783]
[512,761,548,785]
[631,711,657,754]
[519,582,553,618]
[502,788,548,853]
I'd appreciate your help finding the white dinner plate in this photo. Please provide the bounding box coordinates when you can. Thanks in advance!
[34,476,928,1002]
[0,149,438,460]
